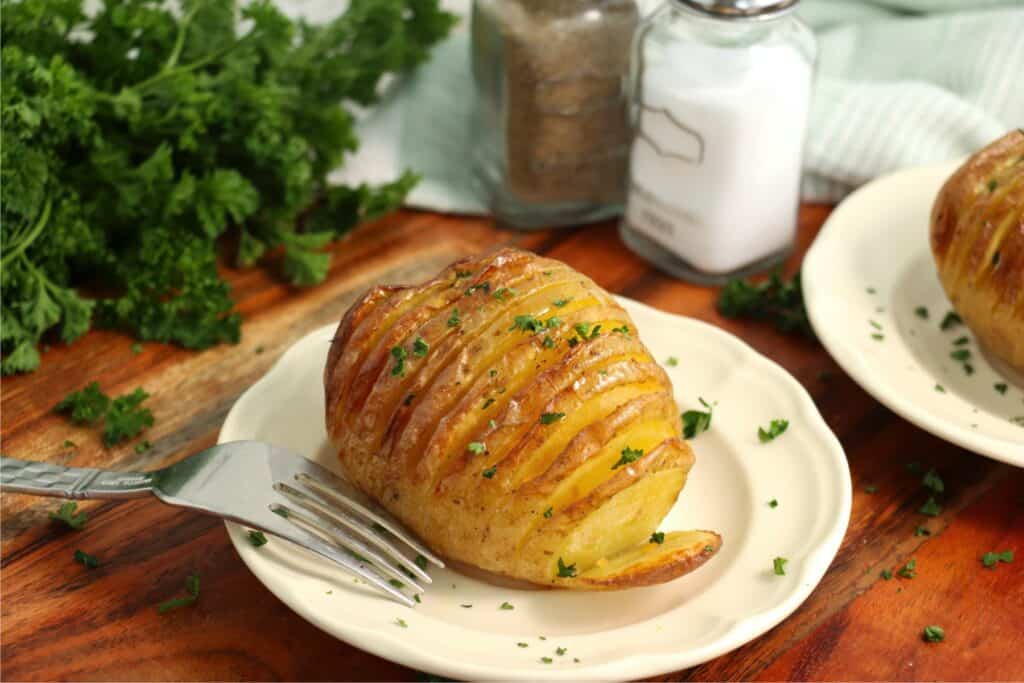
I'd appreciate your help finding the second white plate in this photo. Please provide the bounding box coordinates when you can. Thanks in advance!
[219,296,850,680]
[804,162,1024,465]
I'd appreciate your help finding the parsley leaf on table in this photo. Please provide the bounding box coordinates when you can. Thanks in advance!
[717,271,814,339]
[0,0,455,374]
[102,388,153,446]
[157,572,201,614]
[54,382,109,424]
[50,502,88,530]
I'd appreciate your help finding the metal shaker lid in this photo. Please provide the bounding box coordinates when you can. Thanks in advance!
[671,0,799,20]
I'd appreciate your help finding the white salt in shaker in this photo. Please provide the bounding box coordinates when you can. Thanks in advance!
[620,0,816,284]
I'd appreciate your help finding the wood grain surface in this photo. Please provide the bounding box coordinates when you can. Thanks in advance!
[2,208,1023,682]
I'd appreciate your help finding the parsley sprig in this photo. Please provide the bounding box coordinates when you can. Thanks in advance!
[157,572,201,614]
[718,271,814,338]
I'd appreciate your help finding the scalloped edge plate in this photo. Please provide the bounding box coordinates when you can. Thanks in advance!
[219,296,850,681]
[804,162,1024,466]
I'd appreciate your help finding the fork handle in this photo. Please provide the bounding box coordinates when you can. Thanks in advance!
[0,456,154,500]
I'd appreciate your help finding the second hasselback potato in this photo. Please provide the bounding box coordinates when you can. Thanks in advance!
[325,248,721,589]
[931,130,1024,374]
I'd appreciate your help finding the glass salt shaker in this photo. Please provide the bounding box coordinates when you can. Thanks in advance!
[470,0,639,229]
[620,0,816,284]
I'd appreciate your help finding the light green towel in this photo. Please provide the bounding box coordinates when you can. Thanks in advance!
[329,0,1024,210]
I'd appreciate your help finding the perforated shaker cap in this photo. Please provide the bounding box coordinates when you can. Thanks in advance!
[671,0,799,20]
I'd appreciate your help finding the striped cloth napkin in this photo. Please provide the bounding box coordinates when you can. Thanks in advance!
[317,0,1024,210]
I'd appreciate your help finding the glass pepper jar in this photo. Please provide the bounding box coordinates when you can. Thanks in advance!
[470,0,639,229]
[620,0,817,284]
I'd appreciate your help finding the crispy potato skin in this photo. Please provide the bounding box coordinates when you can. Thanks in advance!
[931,130,1024,373]
[324,248,718,589]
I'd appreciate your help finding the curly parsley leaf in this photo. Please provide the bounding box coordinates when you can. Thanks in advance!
[102,388,153,446]
[718,271,814,339]
[55,381,109,424]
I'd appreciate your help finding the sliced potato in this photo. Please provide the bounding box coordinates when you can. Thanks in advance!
[325,248,720,589]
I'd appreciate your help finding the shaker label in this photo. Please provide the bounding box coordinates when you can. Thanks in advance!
[625,182,699,252]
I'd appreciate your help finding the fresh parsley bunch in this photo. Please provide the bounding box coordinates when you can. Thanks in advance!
[1,0,455,374]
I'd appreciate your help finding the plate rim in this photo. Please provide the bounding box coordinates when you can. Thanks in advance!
[220,296,852,681]
[803,161,1024,466]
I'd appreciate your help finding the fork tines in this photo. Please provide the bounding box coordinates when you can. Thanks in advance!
[270,471,443,600]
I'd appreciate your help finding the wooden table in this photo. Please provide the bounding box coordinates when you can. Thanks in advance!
[2,207,1022,682]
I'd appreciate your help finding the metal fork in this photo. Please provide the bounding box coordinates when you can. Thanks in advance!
[0,441,443,607]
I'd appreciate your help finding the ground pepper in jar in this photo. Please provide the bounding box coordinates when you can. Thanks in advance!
[472,0,638,224]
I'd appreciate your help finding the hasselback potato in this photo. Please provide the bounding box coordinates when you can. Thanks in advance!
[324,248,721,589]
[931,130,1024,374]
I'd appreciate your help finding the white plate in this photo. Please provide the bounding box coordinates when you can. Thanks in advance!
[803,162,1024,466]
[219,297,851,681]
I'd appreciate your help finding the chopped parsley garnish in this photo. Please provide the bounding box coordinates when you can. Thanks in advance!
[865,485,878,494]
[517,642,529,648]
[50,502,87,530]
[63,439,77,449]
[460,604,473,608]
[413,594,420,603]
[869,320,882,330]
[468,442,486,455]
[953,336,970,346]
[703,545,715,554]
[922,469,944,494]
[866,287,877,294]
[157,572,200,614]
[573,322,601,342]
[769,499,779,508]
[649,532,665,544]
[935,384,946,393]
[492,287,515,301]
[395,618,408,628]
[488,419,497,429]
[390,346,408,376]
[682,397,714,439]
[919,496,942,517]
[465,282,491,295]
[552,298,571,307]
[987,179,998,192]
[510,314,544,333]
[915,306,929,319]
[500,601,514,610]
[914,526,931,537]
[482,465,497,479]
[102,388,154,446]
[717,271,814,338]
[949,349,971,362]
[612,446,644,469]
[55,384,155,446]
[897,558,917,578]
[922,625,945,643]
[871,333,884,341]
[540,412,565,425]
[773,557,788,576]
[272,506,289,518]
[981,550,1014,568]
[880,569,892,580]
[666,356,679,367]
[567,338,579,348]
[389,579,404,589]
[455,270,474,279]
[541,657,553,664]
[489,369,498,377]
[940,311,962,330]
[545,316,563,329]
[995,383,1008,395]
[556,647,567,656]
[55,381,109,424]
[413,337,429,357]
[543,507,553,518]
[556,558,577,578]
[415,555,428,571]
[481,397,495,409]
[542,336,555,349]
[247,530,268,547]
[447,308,461,327]
[132,343,144,354]
[74,549,99,569]
[758,419,789,443]
[610,325,630,336]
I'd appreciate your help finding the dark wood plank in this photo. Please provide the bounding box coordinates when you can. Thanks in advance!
[2,206,1021,681]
